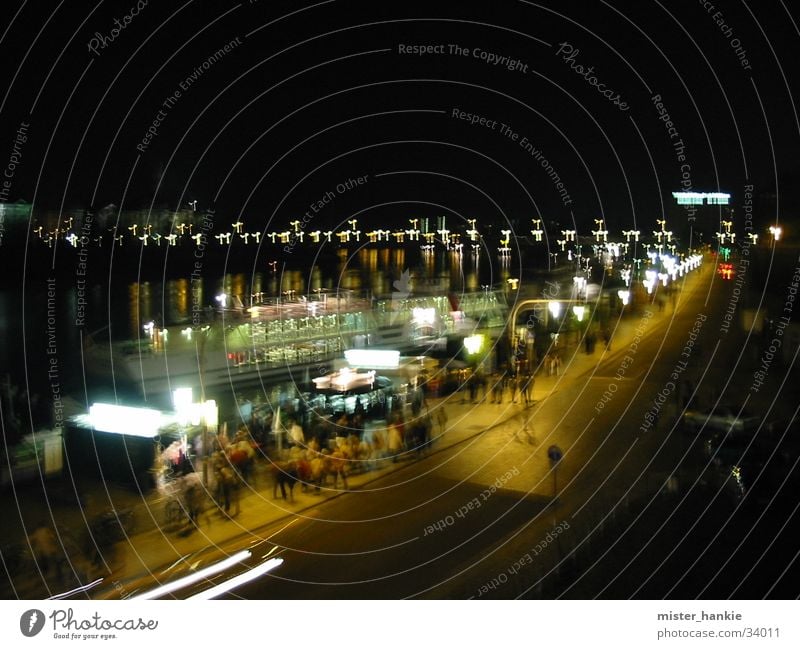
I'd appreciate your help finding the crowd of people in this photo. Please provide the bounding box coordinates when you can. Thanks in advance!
[151,356,551,530]
[457,367,536,406]
[156,403,447,525]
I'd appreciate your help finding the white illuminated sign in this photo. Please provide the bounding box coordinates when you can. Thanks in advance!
[672,191,730,205]
[411,307,435,326]
[344,349,400,369]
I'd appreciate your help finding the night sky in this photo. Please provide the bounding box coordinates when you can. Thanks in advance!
[0,0,798,238]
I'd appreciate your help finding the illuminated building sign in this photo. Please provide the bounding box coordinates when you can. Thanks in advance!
[672,191,730,205]
[344,349,400,369]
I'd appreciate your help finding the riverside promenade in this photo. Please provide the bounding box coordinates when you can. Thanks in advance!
[2,263,729,599]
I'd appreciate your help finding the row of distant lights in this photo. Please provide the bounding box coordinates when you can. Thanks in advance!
[531,253,701,320]
[641,253,702,296]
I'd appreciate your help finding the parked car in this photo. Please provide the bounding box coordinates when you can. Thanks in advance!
[682,405,760,436]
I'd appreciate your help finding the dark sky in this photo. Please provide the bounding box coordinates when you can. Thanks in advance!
[1,0,798,237]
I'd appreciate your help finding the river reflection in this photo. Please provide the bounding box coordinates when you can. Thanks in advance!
[120,248,511,342]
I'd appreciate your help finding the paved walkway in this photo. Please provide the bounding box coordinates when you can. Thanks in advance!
[1,264,715,599]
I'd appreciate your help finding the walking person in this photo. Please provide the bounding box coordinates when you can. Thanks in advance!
[468,371,479,404]
[30,523,63,583]
[522,371,534,406]
[183,482,202,529]
[387,415,404,462]
[435,406,448,438]
[491,369,505,404]
[218,466,241,517]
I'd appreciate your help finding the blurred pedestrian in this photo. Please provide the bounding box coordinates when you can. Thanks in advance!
[218,466,240,517]
[388,415,404,462]
[522,372,534,406]
[491,370,505,404]
[468,371,479,403]
[289,419,305,448]
[183,483,202,528]
[30,523,63,582]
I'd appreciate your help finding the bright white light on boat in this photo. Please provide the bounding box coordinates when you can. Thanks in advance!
[131,550,252,600]
[187,557,283,600]
[411,307,435,325]
[173,387,193,409]
[463,334,485,355]
[88,403,162,437]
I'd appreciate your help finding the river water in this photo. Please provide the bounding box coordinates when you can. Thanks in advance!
[1,236,523,431]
